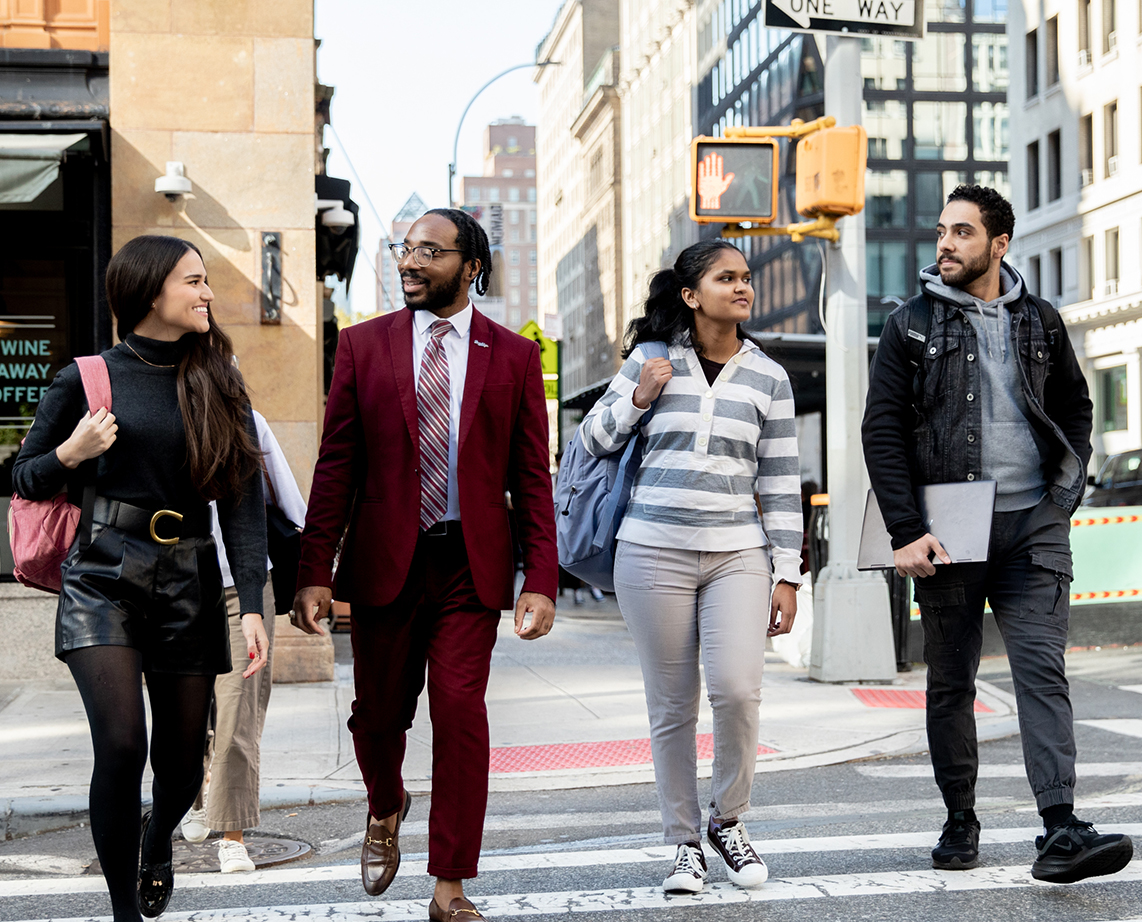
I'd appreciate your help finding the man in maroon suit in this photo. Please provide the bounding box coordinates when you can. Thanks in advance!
[292,209,557,922]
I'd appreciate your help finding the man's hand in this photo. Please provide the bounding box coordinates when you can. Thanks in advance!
[291,585,333,636]
[894,533,951,578]
[768,581,798,636]
[514,591,554,640]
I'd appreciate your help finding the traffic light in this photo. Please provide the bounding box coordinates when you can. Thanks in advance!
[795,125,867,218]
[689,137,779,224]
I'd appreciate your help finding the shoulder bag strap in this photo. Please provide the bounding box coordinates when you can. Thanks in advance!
[73,356,111,552]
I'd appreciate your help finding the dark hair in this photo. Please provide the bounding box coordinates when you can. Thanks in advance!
[946,183,1015,242]
[105,235,261,502]
[623,239,756,358]
[425,207,492,296]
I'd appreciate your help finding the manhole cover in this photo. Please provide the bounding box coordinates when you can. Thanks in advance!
[88,837,311,876]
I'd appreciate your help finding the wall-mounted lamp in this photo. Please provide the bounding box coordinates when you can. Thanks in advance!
[316,196,355,233]
[155,162,192,201]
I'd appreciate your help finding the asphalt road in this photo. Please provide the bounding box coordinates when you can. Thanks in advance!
[2,647,1141,922]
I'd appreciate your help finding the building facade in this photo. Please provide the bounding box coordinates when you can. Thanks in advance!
[536,0,623,410]
[1009,0,1142,467]
[0,1,355,572]
[461,119,538,331]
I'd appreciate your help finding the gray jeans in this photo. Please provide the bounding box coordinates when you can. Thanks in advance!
[614,541,771,845]
[914,494,1076,813]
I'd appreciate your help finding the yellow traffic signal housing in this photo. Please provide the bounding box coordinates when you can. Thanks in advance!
[795,125,867,218]
[689,136,779,224]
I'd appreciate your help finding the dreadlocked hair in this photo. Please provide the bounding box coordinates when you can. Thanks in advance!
[425,207,492,296]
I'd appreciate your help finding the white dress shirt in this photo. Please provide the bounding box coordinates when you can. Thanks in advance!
[412,302,472,522]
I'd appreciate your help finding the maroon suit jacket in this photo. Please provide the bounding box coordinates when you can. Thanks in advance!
[297,307,558,611]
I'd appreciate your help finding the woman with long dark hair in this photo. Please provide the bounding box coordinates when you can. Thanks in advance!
[581,239,802,893]
[12,235,268,921]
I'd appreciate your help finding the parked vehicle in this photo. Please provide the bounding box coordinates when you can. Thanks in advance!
[1085,449,1142,507]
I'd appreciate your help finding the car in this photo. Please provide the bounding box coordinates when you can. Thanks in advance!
[1084,448,1142,507]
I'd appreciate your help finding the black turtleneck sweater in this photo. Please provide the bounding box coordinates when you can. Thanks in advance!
[12,333,266,616]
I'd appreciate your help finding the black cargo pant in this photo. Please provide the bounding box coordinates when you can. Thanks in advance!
[914,494,1076,814]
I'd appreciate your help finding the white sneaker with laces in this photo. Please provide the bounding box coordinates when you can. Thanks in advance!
[180,804,210,843]
[662,842,708,893]
[217,839,256,873]
[707,818,768,888]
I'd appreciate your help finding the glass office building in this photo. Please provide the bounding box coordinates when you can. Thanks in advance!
[695,0,1010,336]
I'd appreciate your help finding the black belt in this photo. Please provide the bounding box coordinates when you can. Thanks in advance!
[91,496,212,545]
[421,519,461,537]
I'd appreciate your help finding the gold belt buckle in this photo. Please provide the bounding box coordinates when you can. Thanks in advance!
[149,509,183,545]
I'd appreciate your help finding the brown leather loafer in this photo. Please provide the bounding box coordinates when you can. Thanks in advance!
[428,897,489,922]
[361,789,411,896]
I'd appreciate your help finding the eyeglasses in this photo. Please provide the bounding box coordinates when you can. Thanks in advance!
[388,243,464,268]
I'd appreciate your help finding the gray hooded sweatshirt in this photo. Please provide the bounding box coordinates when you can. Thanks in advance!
[919,263,1051,511]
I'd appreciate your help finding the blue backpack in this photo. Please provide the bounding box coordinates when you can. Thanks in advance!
[554,341,669,592]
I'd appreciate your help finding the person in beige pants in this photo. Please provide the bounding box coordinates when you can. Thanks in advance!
[182,410,307,872]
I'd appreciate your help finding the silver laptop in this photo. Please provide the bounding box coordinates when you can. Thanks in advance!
[857,481,997,571]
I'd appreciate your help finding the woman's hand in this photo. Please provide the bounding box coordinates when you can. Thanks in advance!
[768,581,799,636]
[56,408,117,469]
[632,357,673,409]
[240,613,270,678]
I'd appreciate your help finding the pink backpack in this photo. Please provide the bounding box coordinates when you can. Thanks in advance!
[8,355,111,593]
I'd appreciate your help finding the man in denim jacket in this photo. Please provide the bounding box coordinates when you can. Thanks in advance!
[862,184,1132,883]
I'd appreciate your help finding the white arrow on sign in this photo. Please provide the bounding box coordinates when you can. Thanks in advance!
[770,0,916,29]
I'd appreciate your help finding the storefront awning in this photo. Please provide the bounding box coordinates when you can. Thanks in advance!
[0,133,87,204]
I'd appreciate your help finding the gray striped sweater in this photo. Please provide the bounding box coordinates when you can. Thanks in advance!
[581,338,804,585]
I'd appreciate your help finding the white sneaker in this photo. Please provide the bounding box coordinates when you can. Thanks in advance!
[707,818,769,888]
[180,804,210,843]
[217,839,256,873]
[662,842,708,893]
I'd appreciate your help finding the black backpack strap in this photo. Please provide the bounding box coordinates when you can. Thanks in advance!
[1033,296,1062,360]
[904,294,932,367]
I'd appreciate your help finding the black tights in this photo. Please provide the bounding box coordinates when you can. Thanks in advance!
[67,646,214,922]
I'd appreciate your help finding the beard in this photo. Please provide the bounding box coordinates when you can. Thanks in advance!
[403,265,465,313]
[938,247,991,289]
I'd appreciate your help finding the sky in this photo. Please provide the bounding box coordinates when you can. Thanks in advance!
[314,0,567,315]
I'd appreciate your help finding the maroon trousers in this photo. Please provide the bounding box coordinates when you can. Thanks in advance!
[348,527,500,880]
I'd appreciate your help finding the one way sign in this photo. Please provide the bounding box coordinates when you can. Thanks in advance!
[764,0,924,39]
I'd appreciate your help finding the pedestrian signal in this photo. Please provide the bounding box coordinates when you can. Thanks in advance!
[795,125,867,218]
[689,137,779,224]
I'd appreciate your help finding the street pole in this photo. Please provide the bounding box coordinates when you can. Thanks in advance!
[809,35,897,683]
[448,61,560,208]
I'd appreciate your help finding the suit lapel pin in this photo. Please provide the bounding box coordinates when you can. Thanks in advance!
[474,340,489,348]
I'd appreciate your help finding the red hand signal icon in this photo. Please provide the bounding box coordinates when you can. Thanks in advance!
[697,152,735,210]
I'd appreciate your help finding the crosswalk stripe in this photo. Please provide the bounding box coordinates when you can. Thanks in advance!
[1079,719,1142,739]
[5,825,1142,900]
[858,762,1142,778]
[6,862,1142,922]
[1120,686,1142,695]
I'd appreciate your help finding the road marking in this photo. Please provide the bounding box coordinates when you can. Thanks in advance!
[5,863,1142,921]
[6,825,1142,899]
[1119,685,1142,695]
[1079,719,1142,740]
[857,762,1142,779]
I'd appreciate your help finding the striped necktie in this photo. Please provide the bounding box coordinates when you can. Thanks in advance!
[418,319,453,529]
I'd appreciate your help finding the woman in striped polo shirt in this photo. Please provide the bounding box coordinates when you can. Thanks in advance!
[582,239,802,895]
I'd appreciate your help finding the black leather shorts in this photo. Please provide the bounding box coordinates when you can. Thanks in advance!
[56,520,230,675]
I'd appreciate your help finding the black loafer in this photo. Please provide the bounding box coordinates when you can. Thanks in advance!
[138,811,174,918]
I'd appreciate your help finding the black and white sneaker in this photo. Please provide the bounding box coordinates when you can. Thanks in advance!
[662,842,708,893]
[1031,817,1133,884]
[707,817,769,888]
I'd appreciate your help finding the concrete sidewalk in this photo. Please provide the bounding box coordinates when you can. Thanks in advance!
[0,589,1022,839]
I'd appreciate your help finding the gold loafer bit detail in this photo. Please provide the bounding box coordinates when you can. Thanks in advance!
[366,834,394,847]
[149,509,183,545]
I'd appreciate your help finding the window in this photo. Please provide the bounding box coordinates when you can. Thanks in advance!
[1047,130,1061,201]
[1105,227,1119,294]
[509,250,520,265]
[1100,365,1129,431]
[501,168,513,177]
[972,34,1008,92]
[973,0,1006,20]
[1049,248,1063,301]
[528,289,537,306]
[916,171,967,227]
[1102,0,1116,52]
[510,210,520,225]
[913,34,967,91]
[488,187,500,202]
[863,100,907,159]
[865,171,909,227]
[1027,141,1041,210]
[528,251,537,265]
[510,269,520,285]
[529,269,537,285]
[1028,255,1042,296]
[467,187,480,203]
[509,229,520,243]
[509,187,520,203]
[925,0,966,22]
[527,188,537,202]
[1078,0,1092,60]
[973,102,1008,160]
[1105,101,1119,177]
[1081,235,1095,299]
[510,289,521,306]
[1079,114,1094,185]
[974,170,1011,200]
[914,102,969,159]
[509,308,521,327]
[866,241,909,299]
[868,137,888,159]
[1046,17,1060,85]
[1025,30,1039,97]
